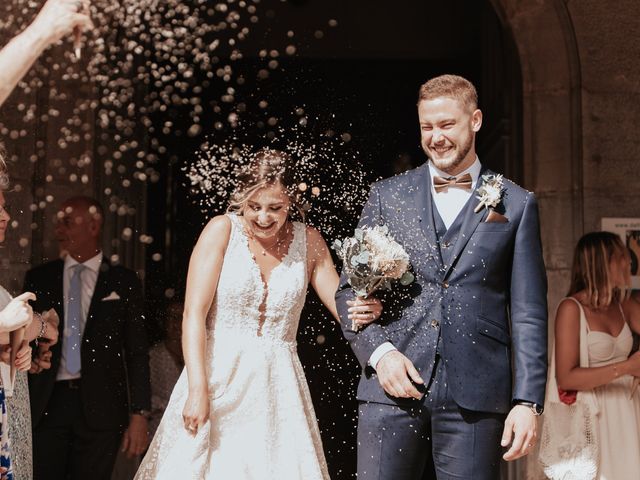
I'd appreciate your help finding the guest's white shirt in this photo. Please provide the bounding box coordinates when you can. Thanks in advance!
[56,251,103,381]
[368,158,482,370]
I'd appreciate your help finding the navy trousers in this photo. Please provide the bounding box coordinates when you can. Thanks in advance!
[357,356,506,480]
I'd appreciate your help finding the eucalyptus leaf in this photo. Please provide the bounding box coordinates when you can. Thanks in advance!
[400,271,415,286]
[354,228,364,241]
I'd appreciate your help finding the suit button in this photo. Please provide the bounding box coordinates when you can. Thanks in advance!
[430,319,439,329]
[442,281,449,289]
[441,241,450,248]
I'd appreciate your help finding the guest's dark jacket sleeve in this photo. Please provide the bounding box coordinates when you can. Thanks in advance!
[121,268,151,413]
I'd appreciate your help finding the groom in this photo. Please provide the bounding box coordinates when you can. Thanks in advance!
[336,74,548,479]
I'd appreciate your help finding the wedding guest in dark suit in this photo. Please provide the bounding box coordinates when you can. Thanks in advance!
[26,196,151,480]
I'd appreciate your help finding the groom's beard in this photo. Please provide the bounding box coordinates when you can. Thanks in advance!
[426,132,474,173]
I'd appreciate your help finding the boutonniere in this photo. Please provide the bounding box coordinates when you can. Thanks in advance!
[474,174,504,213]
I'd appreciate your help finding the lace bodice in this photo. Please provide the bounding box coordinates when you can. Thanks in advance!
[206,214,307,345]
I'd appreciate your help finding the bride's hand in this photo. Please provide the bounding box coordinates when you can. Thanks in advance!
[347,296,383,329]
[182,387,209,436]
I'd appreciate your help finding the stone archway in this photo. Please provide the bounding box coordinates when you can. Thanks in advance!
[490,0,583,324]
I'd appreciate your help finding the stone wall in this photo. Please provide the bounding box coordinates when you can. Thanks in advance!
[495,0,640,478]
[495,0,640,318]
[569,0,640,230]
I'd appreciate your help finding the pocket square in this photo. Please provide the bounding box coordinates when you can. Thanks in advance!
[485,209,508,223]
[101,291,121,301]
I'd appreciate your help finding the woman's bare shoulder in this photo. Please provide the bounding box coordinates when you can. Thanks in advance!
[197,215,232,248]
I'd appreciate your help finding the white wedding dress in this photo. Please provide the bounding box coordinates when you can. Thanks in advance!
[587,310,640,479]
[136,214,330,479]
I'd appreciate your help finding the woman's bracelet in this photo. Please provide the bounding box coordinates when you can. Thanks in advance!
[34,312,46,347]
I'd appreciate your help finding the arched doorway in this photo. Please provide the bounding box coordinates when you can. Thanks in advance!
[147,0,525,293]
[143,2,525,478]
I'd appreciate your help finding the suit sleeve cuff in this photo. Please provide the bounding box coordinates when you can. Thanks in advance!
[368,342,397,370]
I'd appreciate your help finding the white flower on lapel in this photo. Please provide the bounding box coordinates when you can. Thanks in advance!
[474,174,504,213]
[101,291,121,301]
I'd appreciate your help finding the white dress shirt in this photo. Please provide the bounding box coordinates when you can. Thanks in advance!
[57,251,103,381]
[428,157,482,229]
[367,158,482,370]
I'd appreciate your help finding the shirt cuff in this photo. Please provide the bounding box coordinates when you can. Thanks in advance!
[368,342,397,370]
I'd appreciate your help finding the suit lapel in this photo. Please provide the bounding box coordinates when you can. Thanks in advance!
[413,164,443,266]
[442,167,493,280]
[84,259,111,339]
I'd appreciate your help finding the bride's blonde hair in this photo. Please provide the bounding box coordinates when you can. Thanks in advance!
[227,148,304,220]
[568,231,630,309]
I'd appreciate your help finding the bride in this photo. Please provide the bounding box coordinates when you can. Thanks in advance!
[135,148,382,479]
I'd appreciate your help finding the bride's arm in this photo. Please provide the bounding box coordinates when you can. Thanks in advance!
[307,227,340,321]
[182,215,231,434]
[307,227,381,325]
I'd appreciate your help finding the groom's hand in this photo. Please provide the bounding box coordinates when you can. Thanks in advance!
[501,405,538,461]
[376,350,424,400]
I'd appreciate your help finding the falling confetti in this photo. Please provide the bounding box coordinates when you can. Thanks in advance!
[186,114,374,241]
[0,0,339,244]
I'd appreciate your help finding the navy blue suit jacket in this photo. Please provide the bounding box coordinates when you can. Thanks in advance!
[336,163,548,414]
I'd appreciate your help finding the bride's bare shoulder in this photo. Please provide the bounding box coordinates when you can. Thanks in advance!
[197,215,232,247]
[304,225,327,246]
[304,225,330,258]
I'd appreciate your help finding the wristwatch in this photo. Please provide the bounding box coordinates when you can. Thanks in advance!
[514,400,544,416]
[132,409,152,419]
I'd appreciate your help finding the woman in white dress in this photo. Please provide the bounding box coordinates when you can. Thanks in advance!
[554,231,640,479]
[135,148,382,479]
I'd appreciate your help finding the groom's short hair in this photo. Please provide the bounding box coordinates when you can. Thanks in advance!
[417,74,478,112]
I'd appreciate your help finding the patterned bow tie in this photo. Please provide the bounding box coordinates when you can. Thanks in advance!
[432,173,473,193]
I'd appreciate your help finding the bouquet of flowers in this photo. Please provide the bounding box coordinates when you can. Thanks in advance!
[333,225,414,330]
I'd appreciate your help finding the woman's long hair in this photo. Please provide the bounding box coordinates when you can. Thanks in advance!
[568,231,630,309]
[226,148,304,220]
